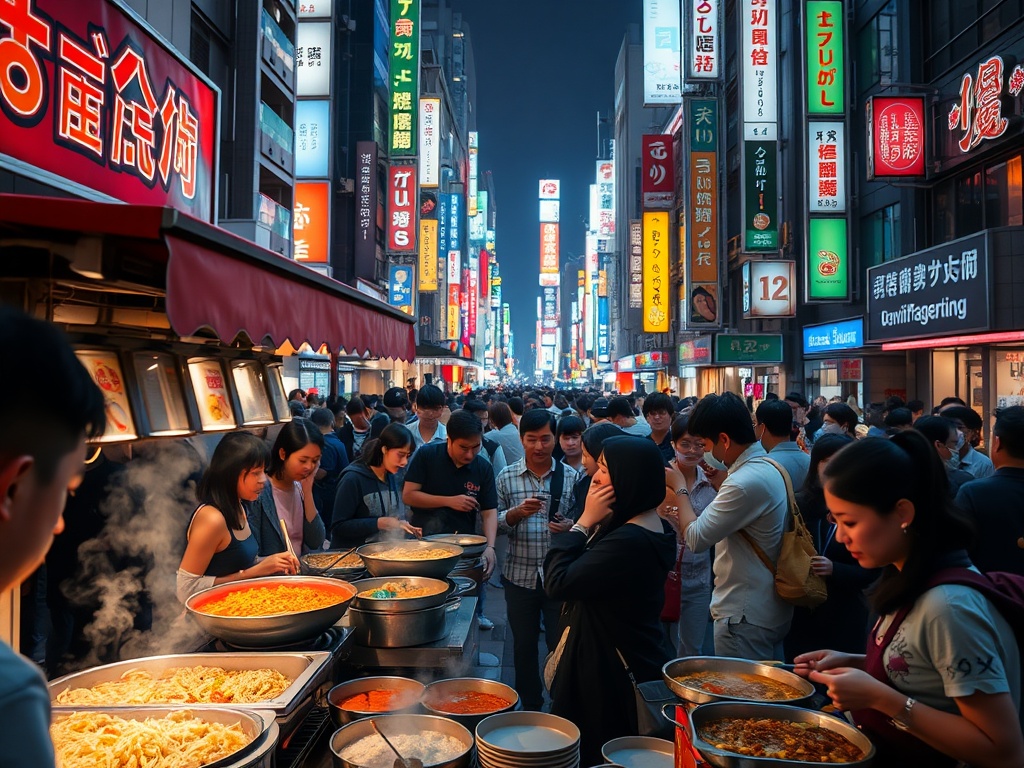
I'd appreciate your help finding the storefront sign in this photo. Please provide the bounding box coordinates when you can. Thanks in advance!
[642,211,670,332]
[808,122,846,211]
[419,97,440,187]
[459,267,471,347]
[597,160,615,236]
[687,100,720,327]
[629,220,643,308]
[542,285,559,329]
[0,0,218,221]
[387,164,416,252]
[389,264,414,315]
[948,55,1015,154]
[839,358,862,382]
[685,0,721,81]
[805,1,844,115]
[295,100,330,178]
[715,334,783,364]
[297,22,331,96]
[867,96,926,179]
[807,217,849,300]
[446,284,460,340]
[293,182,330,263]
[741,0,777,133]
[388,0,419,157]
[540,222,559,277]
[187,359,236,431]
[419,219,438,290]
[76,351,138,440]
[642,0,681,105]
[468,132,478,215]
[355,141,377,275]
[743,140,778,250]
[298,1,332,18]
[539,179,560,199]
[617,351,667,372]
[597,296,610,363]
[742,260,796,317]
[642,134,675,209]
[802,317,863,354]
[468,256,478,336]
[540,200,560,223]
[678,335,713,365]
[867,231,990,342]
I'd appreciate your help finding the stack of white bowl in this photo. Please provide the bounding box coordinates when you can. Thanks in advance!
[475,711,581,768]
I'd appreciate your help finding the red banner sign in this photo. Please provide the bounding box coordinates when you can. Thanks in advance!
[868,96,926,178]
[387,163,417,252]
[641,134,675,209]
[0,0,218,220]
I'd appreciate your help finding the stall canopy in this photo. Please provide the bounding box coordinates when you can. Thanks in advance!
[0,194,416,361]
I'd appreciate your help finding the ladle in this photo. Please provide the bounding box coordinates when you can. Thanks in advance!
[370,720,424,768]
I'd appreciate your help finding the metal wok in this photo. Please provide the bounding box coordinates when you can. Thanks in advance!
[425,533,487,558]
[350,576,473,613]
[357,540,464,579]
[185,575,356,647]
[684,701,875,767]
[662,656,815,707]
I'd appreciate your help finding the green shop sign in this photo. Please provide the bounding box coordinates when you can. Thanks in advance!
[743,140,778,251]
[388,0,421,157]
[807,217,850,300]
[715,334,783,364]
[806,1,844,115]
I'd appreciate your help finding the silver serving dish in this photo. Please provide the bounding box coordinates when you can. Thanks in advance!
[49,706,275,768]
[347,601,456,648]
[357,540,464,579]
[687,702,875,767]
[330,713,473,768]
[425,533,488,558]
[420,677,519,732]
[350,575,454,612]
[48,652,331,733]
[327,675,425,727]
[663,657,815,707]
[602,735,674,767]
[185,575,356,647]
[301,549,366,578]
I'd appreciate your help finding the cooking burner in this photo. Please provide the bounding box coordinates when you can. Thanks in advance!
[209,625,352,654]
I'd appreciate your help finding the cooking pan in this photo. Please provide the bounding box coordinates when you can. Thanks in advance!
[327,676,425,727]
[350,576,473,613]
[425,533,487,558]
[357,540,464,579]
[300,548,364,578]
[683,701,875,767]
[185,576,356,647]
[330,713,473,768]
[662,657,815,707]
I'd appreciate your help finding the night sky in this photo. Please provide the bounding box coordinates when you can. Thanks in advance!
[451,0,642,373]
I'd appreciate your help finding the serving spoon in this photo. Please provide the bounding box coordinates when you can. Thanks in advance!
[370,720,424,768]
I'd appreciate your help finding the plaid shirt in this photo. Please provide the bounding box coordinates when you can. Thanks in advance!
[497,458,579,588]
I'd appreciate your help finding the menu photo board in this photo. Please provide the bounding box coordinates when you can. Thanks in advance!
[187,359,237,431]
[131,352,190,437]
[230,361,275,427]
[76,350,138,441]
[264,363,291,421]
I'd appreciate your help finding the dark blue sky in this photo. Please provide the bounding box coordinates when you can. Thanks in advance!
[452,1,642,372]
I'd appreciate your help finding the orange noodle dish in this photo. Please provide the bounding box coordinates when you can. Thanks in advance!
[51,710,253,768]
[55,666,292,705]
[195,584,346,617]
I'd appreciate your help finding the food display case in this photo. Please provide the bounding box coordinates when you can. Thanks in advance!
[230,360,276,427]
[75,350,138,441]
[131,352,192,437]
[187,357,238,431]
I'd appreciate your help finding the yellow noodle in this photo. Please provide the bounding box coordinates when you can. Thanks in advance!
[51,710,252,768]
[368,547,454,561]
[197,584,344,617]
[55,666,291,705]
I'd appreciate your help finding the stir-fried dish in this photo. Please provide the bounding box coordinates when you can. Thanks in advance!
[195,584,346,617]
[367,546,455,561]
[698,717,864,762]
[673,671,805,701]
[55,666,291,705]
[304,552,363,569]
[357,580,447,599]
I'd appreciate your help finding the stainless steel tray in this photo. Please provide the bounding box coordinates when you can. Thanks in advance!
[663,656,815,707]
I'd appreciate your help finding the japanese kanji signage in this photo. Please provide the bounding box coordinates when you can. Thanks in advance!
[295,100,330,178]
[685,0,721,81]
[419,97,439,187]
[743,141,778,250]
[0,0,218,221]
[389,264,414,315]
[298,1,332,18]
[447,283,460,340]
[296,22,331,96]
[468,132,479,216]
[867,96,926,179]
[866,231,989,342]
[293,182,330,263]
[807,217,850,300]
[539,223,559,277]
[388,0,420,157]
[741,0,777,135]
[805,1,844,115]
[355,142,377,276]
[642,211,670,333]
[629,220,643,309]
[715,334,783,364]
[947,55,1021,155]
[839,358,862,382]
[642,134,675,209]
[387,164,416,252]
[642,0,681,105]
[596,160,615,237]
[542,285,559,330]
[808,122,846,211]
[742,260,796,318]
[687,99,720,326]
[419,219,437,290]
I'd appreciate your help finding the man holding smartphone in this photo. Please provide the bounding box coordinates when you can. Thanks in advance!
[496,409,579,711]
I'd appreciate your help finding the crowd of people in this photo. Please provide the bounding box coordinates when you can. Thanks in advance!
[2,305,1023,768]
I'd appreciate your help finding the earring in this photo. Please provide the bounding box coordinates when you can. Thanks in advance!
[901,523,909,534]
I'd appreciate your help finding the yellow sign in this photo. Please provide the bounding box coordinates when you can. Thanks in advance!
[598,270,607,297]
[447,284,460,339]
[419,219,438,290]
[643,211,670,332]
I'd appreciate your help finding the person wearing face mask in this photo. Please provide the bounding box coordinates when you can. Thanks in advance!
[819,402,860,439]
[754,399,810,489]
[913,416,975,498]
[938,405,995,480]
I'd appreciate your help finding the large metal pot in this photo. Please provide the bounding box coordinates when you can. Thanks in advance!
[686,701,875,767]
[662,656,815,707]
[349,576,454,612]
[330,713,473,768]
[420,677,518,732]
[425,533,487,558]
[347,601,455,648]
[327,676,425,728]
[357,540,464,579]
[185,576,357,647]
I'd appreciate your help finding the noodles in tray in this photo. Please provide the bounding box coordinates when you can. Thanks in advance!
[55,666,292,705]
[367,546,454,561]
[196,584,345,617]
[51,710,253,768]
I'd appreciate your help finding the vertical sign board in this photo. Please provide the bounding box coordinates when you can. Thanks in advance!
[293,182,330,263]
[808,123,846,211]
[419,98,440,187]
[807,218,850,300]
[597,296,610,363]
[387,165,416,252]
[447,193,463,340]
[629,220,644,308]
[805,1,844,115]
[597,160,615,238]
[740,0,778,252]
[460,267,471,348]
[296,22,332,96]
[687,99,720,327]
[419,220,438,290]
[641,135,675,209]
[468,132,479,217]
[743,141,778,250]
[389,264,414,315]
[867,96,927,179]
[540,223,560,280]
[0,0,219,222]
[388,0,419,157]
[642,212,670,333]
[295,100,330,178]
[355,142,378,276]
[685,0,722,81]
[642,0,682,105]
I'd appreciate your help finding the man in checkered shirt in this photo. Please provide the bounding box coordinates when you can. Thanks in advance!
[496,409,579,710]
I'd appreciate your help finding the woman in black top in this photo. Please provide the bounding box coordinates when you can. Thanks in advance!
[545,436,676,765]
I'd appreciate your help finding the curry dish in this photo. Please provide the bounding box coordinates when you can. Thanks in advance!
[698,717,864,762]
[367,546,455,561]
[674,671,805,701]
[357,580,447,599]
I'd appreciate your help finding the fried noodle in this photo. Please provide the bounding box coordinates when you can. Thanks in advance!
[197,584,344,617]
[55,666,292,705]
[368,547,454,561]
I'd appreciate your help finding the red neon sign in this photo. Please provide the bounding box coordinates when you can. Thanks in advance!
[387,164,417,252]
[948,55,1009,154]
[869,96,926,178]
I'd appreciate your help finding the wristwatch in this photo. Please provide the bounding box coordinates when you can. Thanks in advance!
[570,523,590,536]
[891,696,916,731]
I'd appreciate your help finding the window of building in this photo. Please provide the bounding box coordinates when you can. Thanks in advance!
[986,156,1024,228]
[861,203,901,266]
[925,0,1024,79]
[932,154,1023,242]
[856,0,898,93]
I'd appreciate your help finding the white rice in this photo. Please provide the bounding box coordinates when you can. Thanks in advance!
[339,730,466,768]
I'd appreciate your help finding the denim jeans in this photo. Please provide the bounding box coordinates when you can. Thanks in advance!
[677,553,713,656]
[502,575,563,709]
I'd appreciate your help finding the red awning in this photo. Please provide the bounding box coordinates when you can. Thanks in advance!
[0,194,415,360]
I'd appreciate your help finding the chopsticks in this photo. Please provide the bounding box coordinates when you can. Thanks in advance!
[279,517,298,561]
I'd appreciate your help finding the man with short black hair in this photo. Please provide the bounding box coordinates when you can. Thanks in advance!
[338,396,372,459]
[642,392,675,461]
[607,396,652,436]
[755,399,810,489]
[382,386,413,425]
[907,399,926,423]
[863,402,888,439]
[408,384,448,449]
[939,404,995,479]
[464,399,507,476]
[508,397,525,428]
[488,402,523,464]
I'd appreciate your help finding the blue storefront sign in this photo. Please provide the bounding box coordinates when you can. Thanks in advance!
[803,317,864,354]
[389,264,414,314]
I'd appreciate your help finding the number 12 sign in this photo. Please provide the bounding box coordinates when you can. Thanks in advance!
[742,260,796,318]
